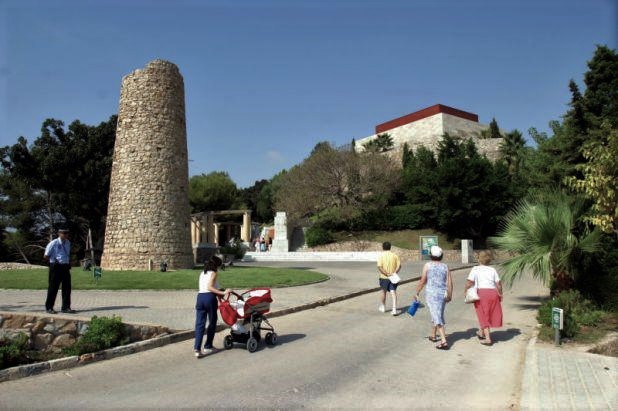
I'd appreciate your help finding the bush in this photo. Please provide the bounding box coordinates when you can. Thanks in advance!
[64,316,128,356]
[537,290,604,338]
[352,205,425,231]
[0,332,29,370]
[305,226,334,247]
[219,238,247,260]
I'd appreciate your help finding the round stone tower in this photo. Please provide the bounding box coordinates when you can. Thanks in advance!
[101,60,194,270]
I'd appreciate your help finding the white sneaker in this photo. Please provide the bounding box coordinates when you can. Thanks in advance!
[194,350,203,358]
[392,309,401,316]
[202,347,220,355]
[378,304,385,313]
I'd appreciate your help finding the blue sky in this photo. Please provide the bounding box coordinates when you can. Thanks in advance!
[0,0,616,188]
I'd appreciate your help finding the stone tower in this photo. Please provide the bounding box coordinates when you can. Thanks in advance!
[101,60,194,270]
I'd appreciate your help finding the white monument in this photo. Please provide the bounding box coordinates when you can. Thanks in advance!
[461,239,474,263]
[271,212,289,253]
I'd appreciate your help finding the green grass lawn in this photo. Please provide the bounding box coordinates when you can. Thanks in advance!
[332,229,459,250]
[0,266,329,290]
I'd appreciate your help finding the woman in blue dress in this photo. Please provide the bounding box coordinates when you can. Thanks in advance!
[414,246,453,349]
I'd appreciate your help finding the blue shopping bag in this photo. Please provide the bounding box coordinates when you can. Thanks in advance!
[407,299,420,316]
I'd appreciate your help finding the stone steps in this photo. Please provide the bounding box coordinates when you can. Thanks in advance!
[242,251,380,262]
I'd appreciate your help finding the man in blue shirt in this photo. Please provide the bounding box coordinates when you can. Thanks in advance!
[44,228,76,314]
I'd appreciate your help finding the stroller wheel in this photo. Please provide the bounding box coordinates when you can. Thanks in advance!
[265,332,278,345]
[223,335,234,350]
[246,337,258,353]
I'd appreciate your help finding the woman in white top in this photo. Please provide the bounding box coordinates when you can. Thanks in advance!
[193,256,231,358]
[464,250,503,346]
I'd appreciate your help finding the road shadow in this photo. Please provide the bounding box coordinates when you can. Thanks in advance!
[490,328,522,343]
[514,295,548,310]
[447,327,522,347]
[271,333,305,345]
[447,328,479,347]
[0,304,42,311]
[78,305,149,312]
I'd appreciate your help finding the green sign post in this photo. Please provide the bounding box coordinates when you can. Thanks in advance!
[552,307,563,346]
[419,236,438,261]
[93,267,102,283]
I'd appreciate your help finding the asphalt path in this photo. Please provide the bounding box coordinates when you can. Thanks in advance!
[0,268,545,409]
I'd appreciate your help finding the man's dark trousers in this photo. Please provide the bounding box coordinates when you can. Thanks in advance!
[45,263,71,311]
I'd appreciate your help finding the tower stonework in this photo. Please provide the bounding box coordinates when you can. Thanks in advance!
[101,60,194,270]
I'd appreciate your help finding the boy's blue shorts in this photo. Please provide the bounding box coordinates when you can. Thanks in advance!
[379,278,398,292]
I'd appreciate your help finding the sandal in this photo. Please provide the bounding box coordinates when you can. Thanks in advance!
[436,341,449,350]
[427,336,438,342]
[476,331,485,340]
[480,341,493,346]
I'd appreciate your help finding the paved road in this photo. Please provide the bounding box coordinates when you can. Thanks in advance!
[0,267,545,409]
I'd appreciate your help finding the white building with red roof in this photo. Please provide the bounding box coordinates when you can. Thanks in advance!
[355,104,503,161]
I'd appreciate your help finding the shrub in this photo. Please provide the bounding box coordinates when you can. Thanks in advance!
[352,205,425,231]
[0,332,29,370]
[306,226,334,247]
[537,290,604,338]
[219,238,247,260]
[64,316,128,356]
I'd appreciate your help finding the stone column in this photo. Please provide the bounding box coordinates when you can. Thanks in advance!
[213,223,220,246]
[206,212,215,244]
[271,212,289,252]
[241,211,251,242]
[461,239,474,264]
[101,60,193,270]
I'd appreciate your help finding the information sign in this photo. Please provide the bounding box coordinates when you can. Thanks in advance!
[419,236,438,261]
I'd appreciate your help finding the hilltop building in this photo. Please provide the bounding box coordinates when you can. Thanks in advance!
[355,104,502,161]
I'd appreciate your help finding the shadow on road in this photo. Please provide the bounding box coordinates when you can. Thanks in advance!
[514,295,548,310]
[78,305,149,312]
[491,328,522,343]
[446,327,522,347]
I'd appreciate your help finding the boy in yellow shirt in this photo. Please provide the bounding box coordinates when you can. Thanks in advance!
[377,242,402,315]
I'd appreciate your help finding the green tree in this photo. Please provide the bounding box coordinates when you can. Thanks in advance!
[0,116,117,262]
[525,46,618,192]
[401,142,412,168]
[582,45,618,128]
[481,117,502,139]
[489,191,601,293]
[566,122,618,234]
[499,129,526,175]
[188,172,239,212]
[401,135,518,242]
[274,142,399,222]
[362,133,394,153]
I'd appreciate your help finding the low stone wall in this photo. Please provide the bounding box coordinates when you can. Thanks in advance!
[0,312,171,354]
[307,241,512,262]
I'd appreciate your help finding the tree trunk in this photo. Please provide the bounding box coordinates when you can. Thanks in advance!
[551,269,574,295]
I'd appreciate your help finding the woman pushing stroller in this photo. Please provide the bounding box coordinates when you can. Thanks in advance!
[193,256,232,358]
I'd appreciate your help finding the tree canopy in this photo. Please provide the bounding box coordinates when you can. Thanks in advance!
[188,171,239,212]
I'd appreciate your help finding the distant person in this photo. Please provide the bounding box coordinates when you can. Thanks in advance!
[260,237,266,252]
[43,228,76,314]
[254,237,261,252]
[194,256,231,358]
[414,245,452,349]
[377,241,402,316]
[465,251,503,346]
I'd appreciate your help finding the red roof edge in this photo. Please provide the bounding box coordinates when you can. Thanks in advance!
[375,104,479,134]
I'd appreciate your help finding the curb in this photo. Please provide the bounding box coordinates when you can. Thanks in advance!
[0,265,475,382]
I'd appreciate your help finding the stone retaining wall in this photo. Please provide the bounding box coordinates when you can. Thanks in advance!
[0,312,171,354]
[308,241,512,262]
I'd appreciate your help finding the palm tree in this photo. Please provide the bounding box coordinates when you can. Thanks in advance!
[499,129,526,174]
[489,191,601,293]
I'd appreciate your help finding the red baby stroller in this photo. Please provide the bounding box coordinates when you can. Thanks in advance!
[218,288,277,353]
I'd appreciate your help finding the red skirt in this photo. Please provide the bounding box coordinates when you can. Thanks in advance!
[474,288,503,328]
